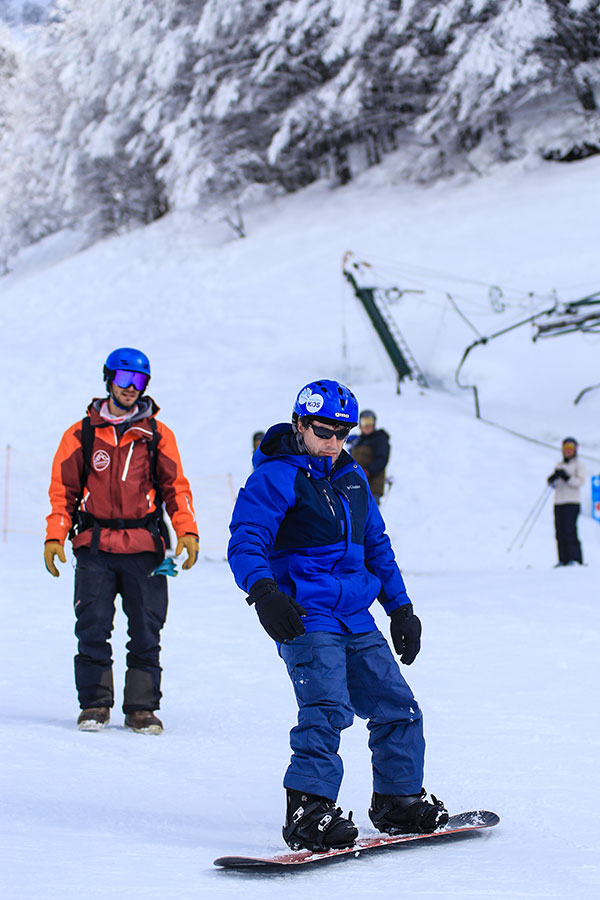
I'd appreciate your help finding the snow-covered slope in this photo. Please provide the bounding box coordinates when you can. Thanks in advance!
[1,156,599,898]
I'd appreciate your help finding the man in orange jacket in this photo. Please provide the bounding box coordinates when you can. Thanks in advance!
[45,347,199,734]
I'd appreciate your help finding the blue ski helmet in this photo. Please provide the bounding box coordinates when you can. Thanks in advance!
[293,379,359,426]
[103,347,151,390]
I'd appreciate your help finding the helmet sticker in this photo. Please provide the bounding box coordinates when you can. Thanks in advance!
[298,387,313,406]
[92,449,111,472]
[305,394,324,413]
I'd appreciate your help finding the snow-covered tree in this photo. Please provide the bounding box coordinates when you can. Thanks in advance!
[0,16,69,269]
[414,0,600,174]
[2,0,600,262]
[0,2,52,26]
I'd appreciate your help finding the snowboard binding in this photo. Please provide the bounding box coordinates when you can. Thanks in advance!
[283,790,358,852]
[369,788,449,835]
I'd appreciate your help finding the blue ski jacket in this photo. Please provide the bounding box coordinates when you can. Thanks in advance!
[228,423,411,634]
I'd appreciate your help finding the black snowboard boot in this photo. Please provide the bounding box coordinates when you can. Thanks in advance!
[282,789,358,852]
[369,788,448,835]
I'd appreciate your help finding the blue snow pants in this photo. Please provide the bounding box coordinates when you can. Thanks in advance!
[279,630,425,801]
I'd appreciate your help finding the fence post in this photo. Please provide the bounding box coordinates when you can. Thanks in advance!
[3,444,10,542]
[227,473,236,503]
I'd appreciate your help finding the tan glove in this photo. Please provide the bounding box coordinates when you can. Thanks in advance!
[44,541,66,577]
[175,534,199,570]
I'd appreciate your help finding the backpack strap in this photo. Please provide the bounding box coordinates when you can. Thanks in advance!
[144,417,171,552]
[80,415,95,486]
[146,418,161,502]
[68,416,94,540]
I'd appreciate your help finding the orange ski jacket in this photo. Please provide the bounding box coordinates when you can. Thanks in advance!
[46,397,197,554]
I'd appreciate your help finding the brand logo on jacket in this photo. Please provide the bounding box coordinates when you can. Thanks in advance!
[92,449,110,472]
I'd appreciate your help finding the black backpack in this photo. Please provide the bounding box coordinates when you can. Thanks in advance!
[69,415,170,554]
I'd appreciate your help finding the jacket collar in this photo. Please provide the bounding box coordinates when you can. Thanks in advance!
[253,422,354,479]
[87,395,158,428]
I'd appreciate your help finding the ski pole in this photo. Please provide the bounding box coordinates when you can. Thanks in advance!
[507,485,552,552]
[380,476,394,511]
[515,487,552,550]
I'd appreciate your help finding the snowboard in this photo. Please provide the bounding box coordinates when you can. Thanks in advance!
[214,809,499,870]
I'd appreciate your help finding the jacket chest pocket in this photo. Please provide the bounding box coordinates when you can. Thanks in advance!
[318,484,345,538]
[120,442,135,482]
[333,478,369,545]
[116,440,151,490]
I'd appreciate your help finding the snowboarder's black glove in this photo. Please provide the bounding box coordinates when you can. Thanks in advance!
[247,578,306,642]
[547,472,559,485]
[556,468,569,481]
[389,604,422,665]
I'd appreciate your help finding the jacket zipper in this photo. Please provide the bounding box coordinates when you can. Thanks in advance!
[322,487,345,536]
[122,442,134,482]
[322,487,336,517]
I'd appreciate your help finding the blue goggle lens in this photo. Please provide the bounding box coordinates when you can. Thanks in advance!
[112,369,149,391]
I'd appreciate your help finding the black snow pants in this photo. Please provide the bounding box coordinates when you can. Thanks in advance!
[73,548,168,713]
[554,503,583,565]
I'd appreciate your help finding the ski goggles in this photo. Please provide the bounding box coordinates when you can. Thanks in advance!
[309,422,351,441]
[112,369,150,391]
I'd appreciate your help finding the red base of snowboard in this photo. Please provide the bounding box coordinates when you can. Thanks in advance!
[214,810,500,870]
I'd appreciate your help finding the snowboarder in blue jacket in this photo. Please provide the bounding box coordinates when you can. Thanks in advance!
[228,379,447,852]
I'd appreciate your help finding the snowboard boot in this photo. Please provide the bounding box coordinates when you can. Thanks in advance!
[282,789,358,852]
[124,710,163,735]
[77,707,110,731]
[369,788,449,835]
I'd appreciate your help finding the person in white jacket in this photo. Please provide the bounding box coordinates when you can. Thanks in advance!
[547,437,585,566]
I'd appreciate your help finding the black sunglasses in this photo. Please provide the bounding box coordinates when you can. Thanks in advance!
[309,422,351,441]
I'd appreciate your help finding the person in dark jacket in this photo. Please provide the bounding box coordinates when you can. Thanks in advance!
[348,409,390,504]
[45,348,199,734]
[228,379,447,853]
[252,431,265,453]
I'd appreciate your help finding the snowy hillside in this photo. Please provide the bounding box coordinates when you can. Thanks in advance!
[1,156,599,898]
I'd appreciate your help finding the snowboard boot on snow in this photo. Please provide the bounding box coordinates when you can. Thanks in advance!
[369,788,448,835]
[77,707,110,731]
[124,710,163,734]
[282,789,358,852]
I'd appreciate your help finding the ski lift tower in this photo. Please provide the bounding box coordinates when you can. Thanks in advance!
[343,253,428,393]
